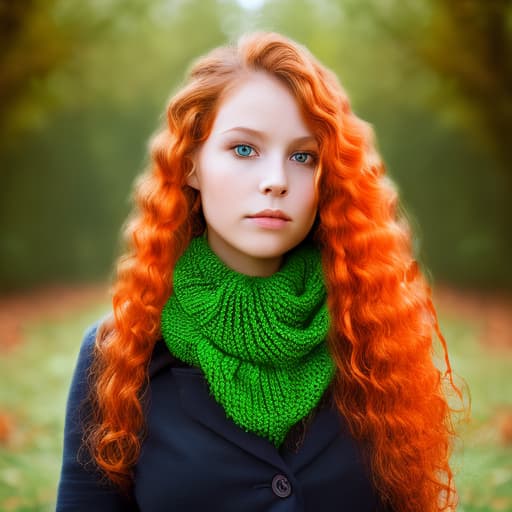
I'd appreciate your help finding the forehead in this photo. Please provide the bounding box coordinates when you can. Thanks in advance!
[209,72,314,139]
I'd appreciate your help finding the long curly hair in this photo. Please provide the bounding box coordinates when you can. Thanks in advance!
[86,32,462,511]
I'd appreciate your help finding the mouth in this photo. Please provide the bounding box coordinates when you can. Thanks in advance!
[246,209,291,230]
[246,209,291,221]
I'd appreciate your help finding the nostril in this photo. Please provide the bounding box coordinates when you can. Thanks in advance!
[261,184,288,196]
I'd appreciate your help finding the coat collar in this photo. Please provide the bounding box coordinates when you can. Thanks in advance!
[149,339,343,472]
[170,362,344,473]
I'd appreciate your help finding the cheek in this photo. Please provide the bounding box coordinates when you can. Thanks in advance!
[196,172,246,224]
[200,175,224,198]
[196,150,245,194]
[198,163,251,204]
[195,164,226,200]
[199,174,244,206]
[198,182,226,221]
[295,173,317,208]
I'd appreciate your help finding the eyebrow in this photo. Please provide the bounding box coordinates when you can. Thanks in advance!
[219,126,317,145]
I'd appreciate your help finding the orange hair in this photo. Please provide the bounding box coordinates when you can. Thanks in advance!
[86,32,463,511]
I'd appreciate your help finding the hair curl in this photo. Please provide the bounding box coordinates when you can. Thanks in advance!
[86,32,463,511]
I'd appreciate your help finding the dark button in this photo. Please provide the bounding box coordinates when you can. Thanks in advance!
[271,474,292,498]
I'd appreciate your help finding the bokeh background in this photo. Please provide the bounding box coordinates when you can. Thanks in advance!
[0,0,511,510]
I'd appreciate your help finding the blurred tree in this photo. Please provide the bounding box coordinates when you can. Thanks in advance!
[257,0,512,288]
[348,0,512,176]
[0,0,81,145]
[0,0,235,290]
[0,0,165,148]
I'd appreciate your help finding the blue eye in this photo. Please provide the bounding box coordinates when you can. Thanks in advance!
[291,152,314,164]
[234,144,254,157]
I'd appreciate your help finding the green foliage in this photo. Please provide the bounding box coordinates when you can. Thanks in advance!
[255,0,512,288]
[0,102,156,289]
[324,0,512,175]
[0,0,233,290]
[0,0,510,289]
[0,0,75,141]
[367,105,512,288]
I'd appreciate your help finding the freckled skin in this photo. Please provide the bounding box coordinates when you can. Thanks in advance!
[188,72,318,277]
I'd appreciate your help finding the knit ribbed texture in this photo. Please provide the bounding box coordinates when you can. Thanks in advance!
[161,235,335,446]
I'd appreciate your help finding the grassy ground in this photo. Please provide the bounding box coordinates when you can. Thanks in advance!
[441,312,512,511]
[0,301,109,512]
[0,300,511,511]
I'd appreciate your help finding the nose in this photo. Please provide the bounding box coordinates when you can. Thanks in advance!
[259,159,288,197]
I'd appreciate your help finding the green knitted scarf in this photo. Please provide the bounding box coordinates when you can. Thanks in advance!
[160,235,335,446]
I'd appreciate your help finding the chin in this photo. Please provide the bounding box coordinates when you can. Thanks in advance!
[242,239,303,259]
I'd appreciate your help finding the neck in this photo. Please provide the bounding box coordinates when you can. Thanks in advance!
[206,232,283,277]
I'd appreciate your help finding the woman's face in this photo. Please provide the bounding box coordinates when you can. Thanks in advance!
[188,72,318,276]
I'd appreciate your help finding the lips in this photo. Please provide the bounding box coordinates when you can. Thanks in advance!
[247,209,291,221]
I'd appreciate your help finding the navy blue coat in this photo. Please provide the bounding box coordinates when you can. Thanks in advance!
[56,323,391,511]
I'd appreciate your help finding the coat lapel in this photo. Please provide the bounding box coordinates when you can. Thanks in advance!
[172,368,289,471]
[282,399,347,470]
[171,366,342,473]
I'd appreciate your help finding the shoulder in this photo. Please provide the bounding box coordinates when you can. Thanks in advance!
[73,319,193,386]
[65,322,102,416]
[79,318,191,371]
[79,322,100,360]
[71,321,104,385]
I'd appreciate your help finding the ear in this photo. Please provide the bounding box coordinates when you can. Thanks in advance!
[186,158,200,190]
[186,171,200,190]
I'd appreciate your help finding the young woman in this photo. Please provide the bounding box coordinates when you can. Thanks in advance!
[57,32,461,511]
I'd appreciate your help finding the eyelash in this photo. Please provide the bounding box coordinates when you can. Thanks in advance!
[231,144,317,165]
